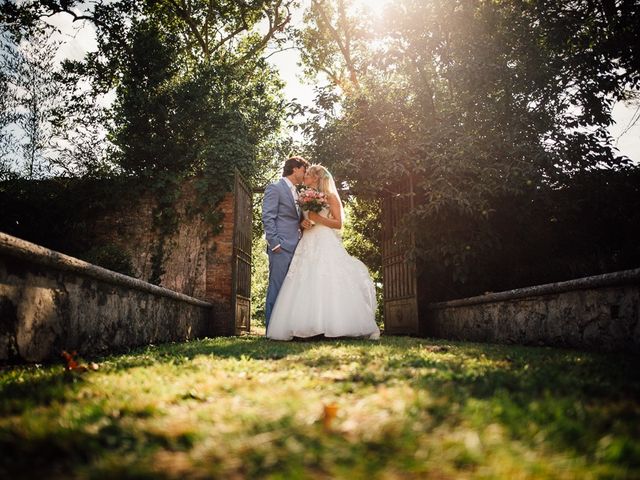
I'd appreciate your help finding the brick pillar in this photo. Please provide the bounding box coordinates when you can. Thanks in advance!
[205,193,236,336]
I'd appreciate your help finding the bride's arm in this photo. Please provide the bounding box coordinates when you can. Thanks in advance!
[308,194,342,229]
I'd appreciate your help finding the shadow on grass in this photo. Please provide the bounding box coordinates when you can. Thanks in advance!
[400,344,640,469]
[1,335,639,476]
[0,413,198,479]
[0,369,85,416]
[102,334,383,370]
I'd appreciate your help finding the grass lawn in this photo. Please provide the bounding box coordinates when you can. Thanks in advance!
[1,334,639,479]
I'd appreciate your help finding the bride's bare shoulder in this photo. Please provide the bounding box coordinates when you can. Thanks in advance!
[326,192,339,202]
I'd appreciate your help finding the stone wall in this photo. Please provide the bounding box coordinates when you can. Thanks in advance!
[424,269,640,352]
[0,232,214,362]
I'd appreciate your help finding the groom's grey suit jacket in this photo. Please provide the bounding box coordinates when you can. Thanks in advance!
[262,178,302,253]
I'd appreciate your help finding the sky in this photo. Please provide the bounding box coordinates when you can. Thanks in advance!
[44,6,640,164]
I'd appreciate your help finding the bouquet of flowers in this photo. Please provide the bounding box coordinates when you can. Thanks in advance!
[297,187,329,221]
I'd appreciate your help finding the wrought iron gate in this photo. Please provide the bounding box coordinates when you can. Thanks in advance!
[382,177,419,334]
[232,170,252,334]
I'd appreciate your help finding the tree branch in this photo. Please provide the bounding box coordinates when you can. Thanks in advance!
[41,4,130,54]
[313,0,359,90]
[232,0,292,67]
[167,0,210,60]
[263,45,298,60]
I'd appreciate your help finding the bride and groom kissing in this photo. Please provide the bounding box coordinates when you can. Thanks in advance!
[262,156,380,341]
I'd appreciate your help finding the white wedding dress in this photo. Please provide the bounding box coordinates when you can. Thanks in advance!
[267,208,380,341]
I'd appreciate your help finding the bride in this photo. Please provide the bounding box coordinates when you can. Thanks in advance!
[266,165,380,341]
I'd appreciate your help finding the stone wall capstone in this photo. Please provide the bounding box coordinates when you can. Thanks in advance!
[424,268,640,352]
[0,232,214,362]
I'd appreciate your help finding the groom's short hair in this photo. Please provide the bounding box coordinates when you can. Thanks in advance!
[283,156,310,176]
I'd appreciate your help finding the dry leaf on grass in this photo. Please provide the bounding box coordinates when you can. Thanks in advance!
[424,345,449,353]
[61,350,99,372]
[322,403,338,430]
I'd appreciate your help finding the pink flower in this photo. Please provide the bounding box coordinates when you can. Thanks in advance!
[297,188,329,212]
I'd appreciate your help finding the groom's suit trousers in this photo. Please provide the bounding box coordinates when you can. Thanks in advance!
[265,248,294,328]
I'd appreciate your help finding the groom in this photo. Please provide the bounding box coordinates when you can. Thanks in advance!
[262,156,310,328]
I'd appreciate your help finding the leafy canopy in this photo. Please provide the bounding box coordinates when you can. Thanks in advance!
[299,0,640,296]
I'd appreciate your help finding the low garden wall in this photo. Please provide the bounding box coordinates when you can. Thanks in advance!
[425,268,640,352]
[0,232,214,362]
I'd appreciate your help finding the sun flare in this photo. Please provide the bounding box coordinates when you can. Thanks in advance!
[353,0,390,17]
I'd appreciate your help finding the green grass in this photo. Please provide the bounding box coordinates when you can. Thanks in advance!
[1,335,639,479]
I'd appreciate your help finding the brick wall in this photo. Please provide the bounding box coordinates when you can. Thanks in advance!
[206,194,236,336]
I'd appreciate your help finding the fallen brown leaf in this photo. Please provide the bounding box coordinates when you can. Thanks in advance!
[424,345,449,353]
[61,351,99,372]
[322,403,338,430]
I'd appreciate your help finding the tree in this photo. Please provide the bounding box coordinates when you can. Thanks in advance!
[296,0,375,92]
[1,0,299,286]
[0,29,61,179]
[0,35,16,180]
[1,0,298,183]
[300,0,640,298]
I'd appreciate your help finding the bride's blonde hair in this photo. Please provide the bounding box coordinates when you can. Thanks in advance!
[307,164,344,223]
